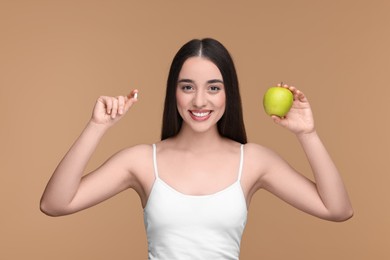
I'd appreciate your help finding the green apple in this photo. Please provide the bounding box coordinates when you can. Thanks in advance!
[263,86,293,117]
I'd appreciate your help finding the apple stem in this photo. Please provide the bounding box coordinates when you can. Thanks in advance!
[280,81,283,87]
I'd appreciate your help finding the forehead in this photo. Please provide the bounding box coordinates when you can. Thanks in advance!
[178,57,223,81]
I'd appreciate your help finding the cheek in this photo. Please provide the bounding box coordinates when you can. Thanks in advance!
[216,94,226,111]
[176,92,184,108]
[176,92,189,117]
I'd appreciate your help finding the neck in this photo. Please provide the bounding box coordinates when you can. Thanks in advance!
[173,125,224,151]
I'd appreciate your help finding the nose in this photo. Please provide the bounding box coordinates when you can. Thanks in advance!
[193,90,207,108]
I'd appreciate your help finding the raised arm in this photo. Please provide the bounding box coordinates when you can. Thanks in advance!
[257,84,353,221]
[40,90,139,216]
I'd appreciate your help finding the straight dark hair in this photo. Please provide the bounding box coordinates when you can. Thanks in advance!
[161,38,247,144]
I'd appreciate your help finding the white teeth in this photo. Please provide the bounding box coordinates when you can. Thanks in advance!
[192,111,210,117]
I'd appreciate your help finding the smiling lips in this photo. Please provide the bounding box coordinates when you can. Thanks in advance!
[189,110,212,121]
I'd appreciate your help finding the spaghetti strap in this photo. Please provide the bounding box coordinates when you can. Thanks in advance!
[152,144,159,179]
[237,144,244,181]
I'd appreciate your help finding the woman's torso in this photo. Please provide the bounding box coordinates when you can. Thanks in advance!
[143,141,248,259]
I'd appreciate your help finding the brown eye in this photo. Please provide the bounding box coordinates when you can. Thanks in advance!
[209,86,221,92]
[181,85,194,92]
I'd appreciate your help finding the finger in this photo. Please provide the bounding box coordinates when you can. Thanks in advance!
[111,98,119,119]
[271,115,282,124]
[117,96,125,115]
[104,97,113,115]
[127,89,139,100]
[294,89,307,102]
[288,86,299,100]
[124,89,139,112]
[271,115,280,122]
[279,83,294,93]
[284,86,303,101]
[288,85,296,92]
[271,115,288,127]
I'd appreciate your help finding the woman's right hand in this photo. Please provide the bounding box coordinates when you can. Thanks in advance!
[90,89,138,127]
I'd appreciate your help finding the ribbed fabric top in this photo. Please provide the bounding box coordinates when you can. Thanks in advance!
[143,144,248,260]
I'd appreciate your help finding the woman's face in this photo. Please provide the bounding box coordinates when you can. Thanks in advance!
[176,57,226,134]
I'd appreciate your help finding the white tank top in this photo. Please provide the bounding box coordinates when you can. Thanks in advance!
[143,144,248,260]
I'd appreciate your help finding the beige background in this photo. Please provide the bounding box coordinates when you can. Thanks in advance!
[1,0,389,259]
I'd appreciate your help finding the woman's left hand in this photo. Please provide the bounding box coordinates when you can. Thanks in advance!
[271,84,315,135]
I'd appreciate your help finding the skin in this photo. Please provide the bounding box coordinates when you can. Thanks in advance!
[40,57,353,222]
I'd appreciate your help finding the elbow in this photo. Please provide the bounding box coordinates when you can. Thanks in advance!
[328,207,354,222]
[39,201,59,217]
[339,208,354,222]
[39,199,69,217]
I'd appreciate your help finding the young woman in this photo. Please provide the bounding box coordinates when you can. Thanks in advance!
[40,38,353,259]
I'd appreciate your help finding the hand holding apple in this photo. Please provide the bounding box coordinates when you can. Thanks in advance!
[264,83,315,135]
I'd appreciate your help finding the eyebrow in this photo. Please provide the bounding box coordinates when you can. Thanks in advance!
[177,79,224,84]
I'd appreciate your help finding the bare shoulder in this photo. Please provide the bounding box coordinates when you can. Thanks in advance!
[118,143,153,158]
[101,144,154,184]
[243,142,293,189]
[97,144,154,207]
[242,142,284,183]
[116,143,155,189]
[244,142,280,165]
[115,144,154,171]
